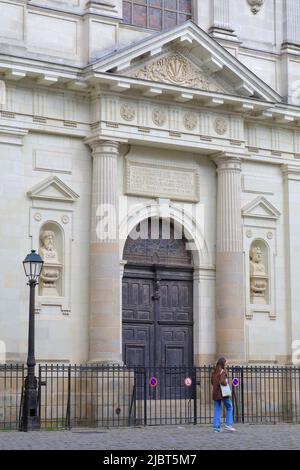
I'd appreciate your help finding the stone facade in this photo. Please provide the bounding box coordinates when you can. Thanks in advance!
[0,0,300,365]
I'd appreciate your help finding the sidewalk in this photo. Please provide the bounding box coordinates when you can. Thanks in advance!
[0,424,299,450]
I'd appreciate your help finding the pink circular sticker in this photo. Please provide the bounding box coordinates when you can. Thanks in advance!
[184,377,192,387]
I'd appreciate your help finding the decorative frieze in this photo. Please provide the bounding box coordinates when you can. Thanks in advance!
[152,107,167,127]
[120,102,136,122]
[183,111,198,131]
[125,158,200,203]
[214,117,228,136]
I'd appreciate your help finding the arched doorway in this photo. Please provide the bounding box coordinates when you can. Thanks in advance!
[122,218,194,369]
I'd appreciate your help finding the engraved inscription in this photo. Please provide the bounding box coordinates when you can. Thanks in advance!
[126,161,199,202]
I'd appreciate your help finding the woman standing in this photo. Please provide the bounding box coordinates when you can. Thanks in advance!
[211,357,236,433]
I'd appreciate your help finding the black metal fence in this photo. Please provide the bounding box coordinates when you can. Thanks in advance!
[1,364,300,430]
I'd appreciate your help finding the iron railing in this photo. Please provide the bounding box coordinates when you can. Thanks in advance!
[0,364,300,430]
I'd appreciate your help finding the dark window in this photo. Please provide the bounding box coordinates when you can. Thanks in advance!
[123,0,192,30]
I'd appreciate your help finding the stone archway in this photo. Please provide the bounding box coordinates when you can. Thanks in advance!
[122,218,194,369]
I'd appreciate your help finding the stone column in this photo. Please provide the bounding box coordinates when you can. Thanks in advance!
[209,0,237,41]
[88,140,122,364]
[213,153,245,363]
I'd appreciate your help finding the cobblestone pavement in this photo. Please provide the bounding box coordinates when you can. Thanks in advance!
[0,424,300,450]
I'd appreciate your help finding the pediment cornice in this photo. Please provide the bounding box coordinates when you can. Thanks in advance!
[242,196,280,220]
[91,21,281,103]
[27,176,79,203]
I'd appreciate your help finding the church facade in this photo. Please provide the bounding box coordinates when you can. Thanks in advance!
[1,0,300,366]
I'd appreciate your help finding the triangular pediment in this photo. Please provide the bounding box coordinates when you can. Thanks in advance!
[242,196,280,220]
[122,49,232,94]
[27,176,79,203]
[92,21,281,102]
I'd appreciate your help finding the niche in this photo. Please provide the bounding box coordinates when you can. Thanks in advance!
[38,222,63,297]
[249,240,269,305]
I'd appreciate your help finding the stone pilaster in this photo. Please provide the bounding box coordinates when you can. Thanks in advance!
[282,165,300,363]
[283,0,300,49]
[88,140,122,364]
[213,153,245,363]
[209,0,237,42]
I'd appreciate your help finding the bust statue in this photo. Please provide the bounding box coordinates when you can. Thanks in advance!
[250,245,268,304]
[39,230,59,262]
[39,229,61,296]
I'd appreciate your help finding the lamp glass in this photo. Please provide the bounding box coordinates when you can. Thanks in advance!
[23,250,44,282]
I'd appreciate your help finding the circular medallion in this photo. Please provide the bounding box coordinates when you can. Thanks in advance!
[61,215,70,225]
[246,229,253,238]
[34,212,42,222]
[267,231,273,240]
[120,102,136,122]
[152,107,167,127]
[214,118,228,135]
[183,112,197,131]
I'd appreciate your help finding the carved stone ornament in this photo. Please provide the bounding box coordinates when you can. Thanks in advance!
[61,215,69,225]
[34,212,42,222]
[247,0,265,14]
[120,102,136,121]
[246,229,253,238]
[183,112,197,131]
[214,118,228,135]
[250,245,268,304]
[152,107,167,127]
[131,54,223,92]
[39,230,62,297]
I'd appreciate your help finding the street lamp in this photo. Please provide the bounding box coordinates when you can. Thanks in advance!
[20,249,43,432]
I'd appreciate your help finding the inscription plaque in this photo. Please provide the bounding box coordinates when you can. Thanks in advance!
[125,160,200,202]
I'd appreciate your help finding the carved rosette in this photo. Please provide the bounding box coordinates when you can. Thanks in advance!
[152,107,167,127]
[120,102,136,121]
[214,117,228,135]
[247,0,265,14]
[131,54,223,92]
[183,112,197,131]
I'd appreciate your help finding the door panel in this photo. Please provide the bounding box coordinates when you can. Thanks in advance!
[122,278,154,322]
[122,324,154,367]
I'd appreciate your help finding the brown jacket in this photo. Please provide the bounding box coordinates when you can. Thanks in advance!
[211,368,228,401]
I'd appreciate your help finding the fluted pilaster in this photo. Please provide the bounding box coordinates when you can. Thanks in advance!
[216,157,242,253]
[284,0,300,46]
[213,153,245,363]
[90,141,119,243]
[88,139,122,364]
[209,0,237,40]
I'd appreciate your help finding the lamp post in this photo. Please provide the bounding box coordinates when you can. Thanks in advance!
[20,249,43,432]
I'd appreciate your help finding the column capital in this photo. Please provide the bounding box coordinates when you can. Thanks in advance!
[211,152,242,171]
[282,163,300,181]
[85,138,120,155]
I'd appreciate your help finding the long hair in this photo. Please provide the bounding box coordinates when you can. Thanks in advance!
[214,357,226,374]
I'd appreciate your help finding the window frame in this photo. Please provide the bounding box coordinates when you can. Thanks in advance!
[122,0,193,31]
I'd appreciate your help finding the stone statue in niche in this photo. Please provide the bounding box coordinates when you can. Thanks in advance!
[250,245,268,304]
[39,230,62,296]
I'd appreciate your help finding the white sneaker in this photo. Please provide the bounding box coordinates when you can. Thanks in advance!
[224,425,236,432]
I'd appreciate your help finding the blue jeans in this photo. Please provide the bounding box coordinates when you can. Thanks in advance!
[213,398,233,430]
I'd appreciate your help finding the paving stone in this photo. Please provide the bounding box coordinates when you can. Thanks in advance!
[0,424,300,450]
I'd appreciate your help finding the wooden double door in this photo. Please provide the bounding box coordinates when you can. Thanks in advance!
[122,265,194,369]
